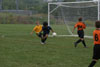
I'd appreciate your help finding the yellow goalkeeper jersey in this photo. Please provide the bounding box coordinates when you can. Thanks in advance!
[33,25,42,33]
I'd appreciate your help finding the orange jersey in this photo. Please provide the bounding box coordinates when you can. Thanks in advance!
[74,22,86,30]
[33,25,42,33]
[93,30,100,45]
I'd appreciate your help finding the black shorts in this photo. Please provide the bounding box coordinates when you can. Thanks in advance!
[43,31,50,36]
[43,33,49,37]
[93,44,100,60]
[38,32,42,37]
[77,30,84,38]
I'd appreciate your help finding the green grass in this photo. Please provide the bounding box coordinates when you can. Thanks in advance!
[0,24,99,67]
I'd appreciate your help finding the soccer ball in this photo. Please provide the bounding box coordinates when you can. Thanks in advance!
[52,32,57,37]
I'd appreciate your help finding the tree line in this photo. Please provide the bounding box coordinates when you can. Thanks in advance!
[1,0,91,14]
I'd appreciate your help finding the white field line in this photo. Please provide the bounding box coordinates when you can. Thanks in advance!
[49,35,93,39]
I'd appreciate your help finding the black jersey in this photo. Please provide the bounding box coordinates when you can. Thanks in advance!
[42,26,52,34]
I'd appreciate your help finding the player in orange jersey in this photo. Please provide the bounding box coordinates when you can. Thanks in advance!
[88,21,100,67]
[30,21,42,38]
[72,17,87,48]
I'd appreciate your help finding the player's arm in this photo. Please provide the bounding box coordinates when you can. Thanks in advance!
[30,29,34,35]
[51,29,54,33]
[50,27,55,33]
[83,23,86,29]
[72,24,77,33]
[30,30,34,35]
[72,27,75,33]
[30,27,36,35]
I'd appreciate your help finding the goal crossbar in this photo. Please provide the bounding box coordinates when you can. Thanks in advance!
[48,1,98,5]
[50,4,97,14]
[60,4,97,8]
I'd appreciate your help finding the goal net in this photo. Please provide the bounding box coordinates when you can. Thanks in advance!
[48,1,100,38]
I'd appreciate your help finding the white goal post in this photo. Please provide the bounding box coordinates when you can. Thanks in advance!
[48,1,100,38]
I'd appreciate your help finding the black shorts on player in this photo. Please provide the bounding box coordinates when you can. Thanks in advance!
[93,45,100,60]
[77,30,84,38]
[37,32,42,38]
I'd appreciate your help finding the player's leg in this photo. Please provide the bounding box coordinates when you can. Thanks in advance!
[38,32,42,38]
[81,38,87,48]
[88,45,100,67]
[80,31,87,47]
[74,39,81,47]
[41,34,48,44]
[74,30,82,47]
[42,37,47,43]
[36,32,42,38]
[88,59,97,67]
[43,34,48,43]
[74,30,87,47]
[75,39,81,44]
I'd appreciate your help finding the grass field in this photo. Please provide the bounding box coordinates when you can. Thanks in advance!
[0,24,99,67]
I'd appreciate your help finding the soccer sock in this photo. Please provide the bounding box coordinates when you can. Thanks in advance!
[88,61,96,67]
[82,40,86,47]
[41,39,44,43]
[43,38,47,43]
[76,39,82,44]
[41,38,47,43]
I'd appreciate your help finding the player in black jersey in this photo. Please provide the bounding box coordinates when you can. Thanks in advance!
[41,22,54,44]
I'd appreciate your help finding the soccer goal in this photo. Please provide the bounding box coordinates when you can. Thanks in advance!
[48,0,100,38]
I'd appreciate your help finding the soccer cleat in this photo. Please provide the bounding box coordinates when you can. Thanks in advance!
[74,42,77,48]
[41,42,45,45]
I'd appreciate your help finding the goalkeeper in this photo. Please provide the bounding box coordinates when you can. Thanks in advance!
[30,21,42,38]
[72,17,87,48]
